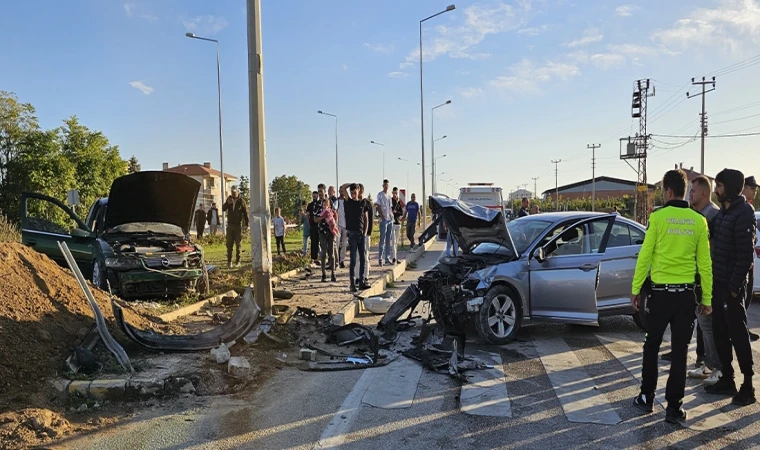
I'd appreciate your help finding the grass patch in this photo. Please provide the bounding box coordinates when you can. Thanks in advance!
[386,280,396,289]
[0,212,20,243]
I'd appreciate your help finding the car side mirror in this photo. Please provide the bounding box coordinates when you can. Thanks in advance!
[534,247,545,263]
[71,228,94,239]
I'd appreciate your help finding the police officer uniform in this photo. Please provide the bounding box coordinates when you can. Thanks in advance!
[631,195,712,423]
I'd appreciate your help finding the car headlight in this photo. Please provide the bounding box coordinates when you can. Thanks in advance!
[104,257,142,269]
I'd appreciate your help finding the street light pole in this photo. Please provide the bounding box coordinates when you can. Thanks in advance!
[245,0,273,315]
[318,111,338,188]
[420,4,456,231]
[398,157,418,201]
[185,32,227,234]
[431,100,451,195]
[370,140,385,179]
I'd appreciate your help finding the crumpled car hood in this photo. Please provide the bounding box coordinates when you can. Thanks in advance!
[105,171,201,234]
[428,195,516,255]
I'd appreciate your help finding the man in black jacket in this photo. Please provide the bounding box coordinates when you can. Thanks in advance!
[223,186,249,268]
[306,189,324,264]
[194,203,207,239]
[705,168,757,406]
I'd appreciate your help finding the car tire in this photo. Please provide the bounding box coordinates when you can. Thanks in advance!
[474,284,523,345]
[91,260,108,291]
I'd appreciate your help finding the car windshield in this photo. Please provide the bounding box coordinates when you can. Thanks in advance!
[506,219,553,254]
[108,222,185,236]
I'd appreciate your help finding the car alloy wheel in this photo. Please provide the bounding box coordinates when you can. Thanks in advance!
[475,285,523,345]
[489,294,516,338]
[92,260,106,290]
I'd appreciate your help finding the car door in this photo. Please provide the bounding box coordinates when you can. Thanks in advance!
[528,215,615,326]
[20,192,96,273]
[592,220,643,314]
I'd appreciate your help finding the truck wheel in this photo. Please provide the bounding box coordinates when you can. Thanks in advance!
[474,285,523,345]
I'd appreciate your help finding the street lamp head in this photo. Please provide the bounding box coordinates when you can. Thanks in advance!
[185,32,196,38]
[446,4,456,11]
[317,110,323,114]
[442,154,447,158]
[441,135,447,140]
[445,100,451,104]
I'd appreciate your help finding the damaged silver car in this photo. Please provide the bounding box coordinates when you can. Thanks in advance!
[381,196,647,344]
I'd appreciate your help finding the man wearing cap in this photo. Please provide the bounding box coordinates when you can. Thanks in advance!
[705,169,757,406]
[742,176,759,341]
[631,169,712,424]
[223,186,249,268]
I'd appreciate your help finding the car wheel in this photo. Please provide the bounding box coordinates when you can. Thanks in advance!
[632,288,648,331]
[475,285,523,345]
[92,260,107,291]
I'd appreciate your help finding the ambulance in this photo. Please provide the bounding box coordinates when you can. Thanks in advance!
[457,183,505,214]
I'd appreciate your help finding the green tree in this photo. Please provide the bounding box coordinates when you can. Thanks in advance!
[127,155,141,174]
[269,175,311,221]
[238,175,250,204]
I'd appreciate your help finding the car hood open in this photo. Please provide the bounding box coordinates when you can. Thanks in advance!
[105,171,201,234]
[428,195,516,255]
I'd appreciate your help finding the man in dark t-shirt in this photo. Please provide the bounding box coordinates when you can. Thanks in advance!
[341,183,371,292]
[306,190,322,263]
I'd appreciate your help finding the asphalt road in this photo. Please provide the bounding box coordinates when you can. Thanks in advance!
[53,247,760,450]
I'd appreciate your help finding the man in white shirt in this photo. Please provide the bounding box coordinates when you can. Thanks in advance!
[273,208,286,255]
[337,185,348,269]
[376,179,393,266]
[207,203,220,235]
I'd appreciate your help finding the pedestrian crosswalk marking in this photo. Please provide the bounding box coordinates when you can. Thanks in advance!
[460,351,512,417]
[597,333,733,431]
[533,335,622,425]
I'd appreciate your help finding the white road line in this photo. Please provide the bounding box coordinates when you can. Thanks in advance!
[316,368,379,449]
[533,336,621,425]
[362,357,423,409]
[460,352,512,417]
[597,333,733,431]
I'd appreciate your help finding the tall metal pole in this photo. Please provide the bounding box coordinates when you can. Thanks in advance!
[246,0,272,315]
[532,177,539,199]
[687,76,715,175]
[587,143,601,211]
[318,111,338,187]
[551,159,561,210]
[419,5,456,231]
[370,141,385,179]
[431,100,451,195]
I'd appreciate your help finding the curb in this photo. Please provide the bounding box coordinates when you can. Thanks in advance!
[159,290,239,323]
[332,239,436,326]
[52,375,196,402]
[272,267,306,286]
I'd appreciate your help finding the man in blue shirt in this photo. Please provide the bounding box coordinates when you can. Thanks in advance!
[404,193,421,248]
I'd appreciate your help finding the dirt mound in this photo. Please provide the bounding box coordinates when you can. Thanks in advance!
[0,243,183,408]
[0,408,72,449]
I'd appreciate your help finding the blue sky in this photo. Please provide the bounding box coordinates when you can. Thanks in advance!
[3,0,760,199]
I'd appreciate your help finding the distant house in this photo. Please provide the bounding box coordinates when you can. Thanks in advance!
[542,176,657,202]
[654,163,715,193]
[508,188,534,201]
[162,162,238,207]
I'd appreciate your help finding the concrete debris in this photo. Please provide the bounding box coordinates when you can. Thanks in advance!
[299,348,317,361]
[210,343,231,364]
[273,289,294,300]
[227,356,251,379]
[363,296,396,314]
[76,404,88,413]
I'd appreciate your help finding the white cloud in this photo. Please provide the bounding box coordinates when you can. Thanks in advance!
[388,71,409,78]
[124,3,156,21]
[651,0,760,53]
[563,27,603,48]
[490,58,581,94]
[518,24,550,36]
[590,53,626,69]
[615,5,639,17]
[459,87,483,98]
[183,15,228,35]
[129,81,154,95]
[399,2,531,69]
[364,43,395,54]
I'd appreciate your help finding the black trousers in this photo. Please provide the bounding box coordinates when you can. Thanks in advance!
[310,225,320,261]
[746,269,754,311]
[275,236,286,254]
[713,282,754,379]
[196,226,204,239]
[226,226,243,264]
[641,289,696,408]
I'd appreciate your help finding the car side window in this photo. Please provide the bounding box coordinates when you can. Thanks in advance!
[545,223,588,257]
[591,221,631,250]
[628,225,645,245]
[25,197,79,236]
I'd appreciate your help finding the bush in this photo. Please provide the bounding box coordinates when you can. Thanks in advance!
[0,211,20,243]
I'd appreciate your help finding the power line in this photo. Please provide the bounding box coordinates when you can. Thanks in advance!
[687,76,716,174]
[653,131,760,138]
[712,111,760,125]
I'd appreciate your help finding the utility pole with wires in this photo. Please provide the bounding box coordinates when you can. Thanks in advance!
[687,76,716,175]
[551,159,561,210]
[620,78,655,226]
[587,143,601,211]
[532,177,539,199]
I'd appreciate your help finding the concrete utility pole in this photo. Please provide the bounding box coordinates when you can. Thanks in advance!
[587,143,601,211]
[687,77,716,175]
[246,0,273,315]
[532,177,539,199]
[551,159,562,210]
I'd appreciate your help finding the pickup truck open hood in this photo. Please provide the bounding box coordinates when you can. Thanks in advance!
[427,196,516,255]
[105,171,201,234]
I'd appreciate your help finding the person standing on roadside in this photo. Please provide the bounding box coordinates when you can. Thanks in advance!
[328,185,340,266]
[299,201,310,257]
[341,183,371,293]
[359,184,373,283]
[376,179,393,266]
[306,190,323,265]
[704,169,756,406]
[518,198,530,217]
[391,187,404,264]
[314,197,338,283]
[530,204,540,215]
[273,207,286,255]
[223,186,249,268]
[337,185,348,269]
[405,194,421,248]
[685,176,723,385]
[631,169,712,424]
[207,202,220,235]
[742,176,758,341]
[194,203,207,239]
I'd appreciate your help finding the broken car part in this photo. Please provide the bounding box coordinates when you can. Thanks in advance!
[59,241,134,374]
[113,286,261,352]
[377,284,422,330]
